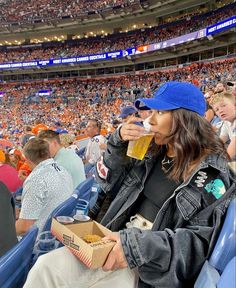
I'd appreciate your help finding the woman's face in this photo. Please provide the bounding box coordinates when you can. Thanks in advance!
[148,110,173,145]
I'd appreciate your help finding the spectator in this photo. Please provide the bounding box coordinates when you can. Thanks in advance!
[8,148,25,171]
[16,138,73,235]
[0,181,18,257]
[137,109,152,120]
[38,130,85,189]
[84,119,106,166]
[23,82,235,287]
[214,82,227,94]
[20,126,34,147]
[0,150,23,192]
[118,106,137,123]
[211,92,236,160]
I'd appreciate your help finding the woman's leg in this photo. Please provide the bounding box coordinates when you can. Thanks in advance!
[24,247,136,288]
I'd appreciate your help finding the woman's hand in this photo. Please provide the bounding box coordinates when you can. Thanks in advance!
[102,232,128,271]
[120,117,146,141]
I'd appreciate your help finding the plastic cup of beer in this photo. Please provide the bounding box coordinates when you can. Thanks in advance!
[127,122,153,160]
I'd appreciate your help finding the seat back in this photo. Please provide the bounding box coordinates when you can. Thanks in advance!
[42,194,78,232]
[217,256,236,288]
[76,146,86,159]
[74,177,94,202]
[0,226,38,288]
[209,198,236,273]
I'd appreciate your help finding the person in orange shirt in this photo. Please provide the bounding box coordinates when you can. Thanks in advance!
[18,162,32,182]
[31,120,48,135]
[9,149,25,171]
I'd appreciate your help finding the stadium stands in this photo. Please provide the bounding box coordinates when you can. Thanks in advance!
[0,3,235,63]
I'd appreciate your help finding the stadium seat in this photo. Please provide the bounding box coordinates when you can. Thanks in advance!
[84,163,95,177]
[209,198,236,273]
[74,176,94,201]
[0,226,38,288]
[194,260,220,288]
[195,198,236,288]
[76,146,86,159]
[217,256,236,288]
[42,194,78,232]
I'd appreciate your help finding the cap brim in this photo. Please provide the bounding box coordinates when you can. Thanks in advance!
[135,98,180,111]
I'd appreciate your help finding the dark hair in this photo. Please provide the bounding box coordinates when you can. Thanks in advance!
[87,119,102,132]
[25,126,32,132]
[23,139,50,165]
[151,109,229,182]
[37,129,61,144]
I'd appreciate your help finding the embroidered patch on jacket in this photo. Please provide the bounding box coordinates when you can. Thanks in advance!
[97,159,108,180]
[192,169,226,204]
[204,179,226,199]
[194,171,208,187]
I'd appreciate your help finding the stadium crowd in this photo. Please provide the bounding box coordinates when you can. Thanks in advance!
[0,2,235,63]
[0,57,235,147]
[0,0,133,25]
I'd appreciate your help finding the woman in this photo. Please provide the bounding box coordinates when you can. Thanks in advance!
[23,81,235,288]
[0,150,23,193]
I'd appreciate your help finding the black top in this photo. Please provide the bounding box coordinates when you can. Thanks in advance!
[138,152,179,222]
[0,181,18,257]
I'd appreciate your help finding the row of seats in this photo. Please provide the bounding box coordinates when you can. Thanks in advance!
[0,176,96,288]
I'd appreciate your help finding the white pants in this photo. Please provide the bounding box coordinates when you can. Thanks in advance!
[24,214,152,288]
[24,247,137,288]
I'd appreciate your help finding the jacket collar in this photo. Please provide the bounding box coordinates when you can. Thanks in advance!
[197,154,228,173]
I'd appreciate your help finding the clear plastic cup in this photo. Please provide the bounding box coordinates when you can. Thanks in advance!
[37,231,56,251]
[127,133,154,160]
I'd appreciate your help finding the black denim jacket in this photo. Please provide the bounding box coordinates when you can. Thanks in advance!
[96,129,236,287]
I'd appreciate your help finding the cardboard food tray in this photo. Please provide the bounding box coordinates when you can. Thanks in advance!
[51,218,115,269]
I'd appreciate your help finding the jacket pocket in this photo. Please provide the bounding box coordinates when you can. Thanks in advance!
[176,187,202,221]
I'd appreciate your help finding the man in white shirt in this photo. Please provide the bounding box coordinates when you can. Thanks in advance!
[84,119,106,165]
[16,139,73,235]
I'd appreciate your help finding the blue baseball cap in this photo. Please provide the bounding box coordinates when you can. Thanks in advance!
[135,81,206,116]
[119,106,137,119]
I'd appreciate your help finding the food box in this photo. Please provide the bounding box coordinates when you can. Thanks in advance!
[51,218,115,269]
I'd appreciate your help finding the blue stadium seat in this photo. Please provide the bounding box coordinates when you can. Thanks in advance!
[74,177,94,201]
[84,163,95,177]
[217,256,236,288]
[195,198,236,288]
[209,198,236,273]
[0,226,38,288]
[42,194,78,232]
[194,261,220,288]
[76,146,86,159]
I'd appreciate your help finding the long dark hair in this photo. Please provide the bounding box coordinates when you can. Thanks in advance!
[151,109,229,182]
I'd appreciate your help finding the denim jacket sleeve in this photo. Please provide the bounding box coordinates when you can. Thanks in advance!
[95,128,134,195]
[120,181,235,287]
